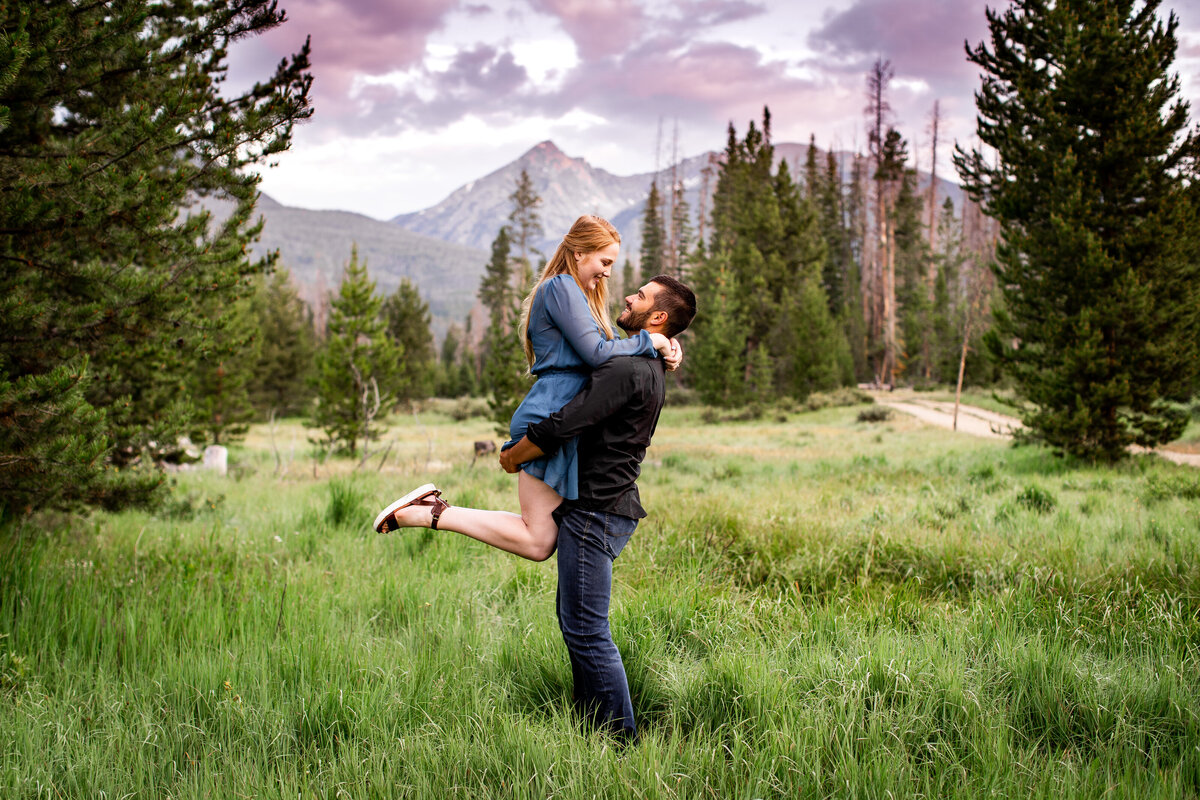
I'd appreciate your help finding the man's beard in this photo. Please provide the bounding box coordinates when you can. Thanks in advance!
[618,307,653,334]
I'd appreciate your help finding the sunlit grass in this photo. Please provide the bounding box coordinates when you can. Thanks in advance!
[2,402,1198,798]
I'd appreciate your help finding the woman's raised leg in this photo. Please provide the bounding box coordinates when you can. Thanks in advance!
[387,471,561,562]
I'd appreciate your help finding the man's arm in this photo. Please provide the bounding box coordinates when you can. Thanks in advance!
[499,436,544,473]
[501,359,636,471]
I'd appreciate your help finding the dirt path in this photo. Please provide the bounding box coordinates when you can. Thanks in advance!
[875,394,1200,468]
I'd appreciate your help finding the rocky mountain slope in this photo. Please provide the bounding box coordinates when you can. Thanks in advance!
[391,140,965,267]
[226,140,964,340]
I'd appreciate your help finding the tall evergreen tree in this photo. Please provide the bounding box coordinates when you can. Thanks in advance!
[639,180,666,284]
[381,279,435,407]
[0,1,311,514]
[508,169,543,278]
[247,269,317,418]
[803,134,820,198]
[875,127,909,385]
[956,0,1200,460]
[693,108,850,405]
[436,323,471,397]
[190,292,257,445]
[478,228,530,437]
[668,178,694,278]
[310,247,398,456]
[816,149,847,316]
[689,255,748,406]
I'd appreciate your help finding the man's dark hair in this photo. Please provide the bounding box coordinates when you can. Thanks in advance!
[649,275,697,338]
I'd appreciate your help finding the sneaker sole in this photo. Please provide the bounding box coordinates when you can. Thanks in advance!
[373,483,437,532]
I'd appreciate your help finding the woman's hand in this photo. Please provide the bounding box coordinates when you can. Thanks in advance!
[649,332,683,370]
[664,338,683,371]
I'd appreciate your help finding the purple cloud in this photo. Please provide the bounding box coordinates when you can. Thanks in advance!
[808,0,987,95]
[551,37,809,126]
[528,0,648,59]
[359,44,531,131]
[668,0,767,31]
[226,0,460,136]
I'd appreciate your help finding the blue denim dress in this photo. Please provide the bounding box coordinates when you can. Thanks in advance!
[505,274,657,500]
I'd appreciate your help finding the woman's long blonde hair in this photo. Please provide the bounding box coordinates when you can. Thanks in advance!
[518,214,620,366]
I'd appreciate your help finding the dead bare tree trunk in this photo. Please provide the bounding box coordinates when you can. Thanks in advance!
[926,100,941,260]
[883,212,896,386]
[698,156,715,247]
[953,222,994,430]
[865,58,894,385]
[954,317,971,431]
[924,100,942,381]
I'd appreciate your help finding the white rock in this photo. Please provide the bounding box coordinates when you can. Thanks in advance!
[203,445,228,476]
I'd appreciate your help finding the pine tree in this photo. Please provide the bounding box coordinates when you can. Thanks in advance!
[639,180,666,284]
[381,279,435,407]
[816,149,847,316]
[668,179,693,278]
[190,292,257,445]
[689,255,748,407]
[436,324,464,397]
[478,228,531,437]
[310,247,398,456]
[247,269,317,418]
[0,1,311,514]
[803,134,820,198]
[693,108,850,404]
[508,169,543,274]
[956,0,1200,460]
[875,127,909,385]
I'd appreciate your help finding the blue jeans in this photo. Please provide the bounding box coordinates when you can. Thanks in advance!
[555,508,638,739]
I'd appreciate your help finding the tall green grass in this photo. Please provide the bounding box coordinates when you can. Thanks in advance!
[2,404,1198,798]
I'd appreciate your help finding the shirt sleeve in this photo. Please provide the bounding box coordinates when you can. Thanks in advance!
[526,359,636,455]
[541,276,657,366]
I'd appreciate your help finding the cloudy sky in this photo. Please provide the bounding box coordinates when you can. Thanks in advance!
[226,0,1200,220]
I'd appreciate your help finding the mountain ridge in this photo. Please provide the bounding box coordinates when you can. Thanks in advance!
[391,139,964,264]
[241,139,965,342]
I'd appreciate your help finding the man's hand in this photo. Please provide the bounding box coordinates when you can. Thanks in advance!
[499,436,546,473]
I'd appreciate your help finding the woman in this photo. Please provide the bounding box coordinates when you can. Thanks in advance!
[372,215,679,560]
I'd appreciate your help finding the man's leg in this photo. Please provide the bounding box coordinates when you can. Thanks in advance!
[555,508,638,740]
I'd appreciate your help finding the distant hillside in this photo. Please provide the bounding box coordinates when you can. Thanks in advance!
[202,195,487,340]
[392,140,965,267]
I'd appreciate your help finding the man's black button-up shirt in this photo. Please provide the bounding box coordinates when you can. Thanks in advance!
[526,355,666,520]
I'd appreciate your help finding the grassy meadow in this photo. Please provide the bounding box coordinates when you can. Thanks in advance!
[2,399,1199,798]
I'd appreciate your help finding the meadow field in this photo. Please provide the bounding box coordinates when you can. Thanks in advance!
[2,400,1199,799]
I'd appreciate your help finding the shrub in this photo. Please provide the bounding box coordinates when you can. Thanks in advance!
[1143,474,1200,503]
[325,478,365,528]
[807,387,875,411]
[1015,484,1056,514]
[449,397,489,422]
[857,407,893,423]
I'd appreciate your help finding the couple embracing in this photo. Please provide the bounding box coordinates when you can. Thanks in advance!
[372,214,697,743]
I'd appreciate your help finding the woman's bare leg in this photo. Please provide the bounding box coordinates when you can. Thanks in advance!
[389,472,561,562]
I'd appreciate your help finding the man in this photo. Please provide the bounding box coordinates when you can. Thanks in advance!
[500,274,697,743]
